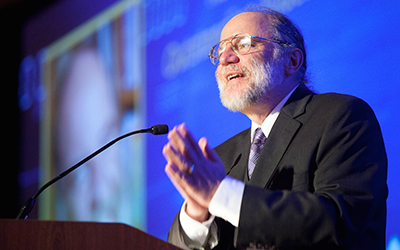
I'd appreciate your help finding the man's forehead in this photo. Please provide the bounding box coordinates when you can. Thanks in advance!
[220,12,272,40]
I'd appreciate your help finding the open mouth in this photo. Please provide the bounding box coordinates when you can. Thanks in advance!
[227,73,244,81]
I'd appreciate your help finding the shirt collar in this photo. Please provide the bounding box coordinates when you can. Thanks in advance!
[250,85,298,142]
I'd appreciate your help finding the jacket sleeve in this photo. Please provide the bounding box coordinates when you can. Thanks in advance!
[167,211,201,249]
[168,211,220,250]
[236,97,388,249]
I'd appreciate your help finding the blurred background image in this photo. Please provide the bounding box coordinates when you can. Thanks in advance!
[17,0,146,228]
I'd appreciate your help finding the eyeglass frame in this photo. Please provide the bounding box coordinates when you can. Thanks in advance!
[208,33,291,66]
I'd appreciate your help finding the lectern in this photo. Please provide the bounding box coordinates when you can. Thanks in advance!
[0,219,181,250]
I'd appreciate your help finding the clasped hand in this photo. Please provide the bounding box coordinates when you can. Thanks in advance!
[163,124,226,222]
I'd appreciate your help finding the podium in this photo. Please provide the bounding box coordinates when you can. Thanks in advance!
[0,219,181,250]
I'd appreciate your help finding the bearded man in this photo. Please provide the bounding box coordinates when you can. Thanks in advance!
[162,6,387,250]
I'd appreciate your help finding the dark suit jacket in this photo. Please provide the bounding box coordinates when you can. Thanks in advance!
[167,86,388,250]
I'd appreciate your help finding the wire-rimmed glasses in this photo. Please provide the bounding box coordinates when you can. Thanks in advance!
[208,33,290,66]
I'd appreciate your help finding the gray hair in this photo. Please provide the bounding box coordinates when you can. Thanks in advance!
[244,6,309,85]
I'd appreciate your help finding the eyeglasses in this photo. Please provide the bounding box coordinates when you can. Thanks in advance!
[208,33,290,66]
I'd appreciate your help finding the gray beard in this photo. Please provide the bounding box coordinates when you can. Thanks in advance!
[216,56,284,112]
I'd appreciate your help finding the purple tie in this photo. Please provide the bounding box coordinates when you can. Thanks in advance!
[248,128,266,179]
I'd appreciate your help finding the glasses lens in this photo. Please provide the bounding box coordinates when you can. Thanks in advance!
[209,34,251,66]
[231,35,251,55]
[210,42,224,66]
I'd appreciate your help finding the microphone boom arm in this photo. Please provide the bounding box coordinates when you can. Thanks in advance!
[16,124,168,219]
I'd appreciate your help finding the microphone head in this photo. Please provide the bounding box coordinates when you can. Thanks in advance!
[151,124,169,135]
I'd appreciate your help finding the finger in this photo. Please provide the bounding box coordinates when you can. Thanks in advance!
[178,124,209,166]
[165,162,190,200]
[178,124,203,158]
[165,162,200,206]
[168,124,204,165]
[166,161,213,209]
[163,143,193,173]
[198,137,223,164]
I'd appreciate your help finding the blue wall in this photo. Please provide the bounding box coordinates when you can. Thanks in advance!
[144,0,400,246]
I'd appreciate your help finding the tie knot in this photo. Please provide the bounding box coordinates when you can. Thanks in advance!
[253,128,266,145]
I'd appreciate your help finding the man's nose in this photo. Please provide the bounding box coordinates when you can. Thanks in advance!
[219,44,239,65]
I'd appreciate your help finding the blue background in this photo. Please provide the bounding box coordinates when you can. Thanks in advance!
[144,0,400,247]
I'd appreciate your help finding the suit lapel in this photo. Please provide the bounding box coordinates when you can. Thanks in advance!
[216,128,251,182]
[227,129,251,182]
[248,113,301,187]
[248,86,313,188]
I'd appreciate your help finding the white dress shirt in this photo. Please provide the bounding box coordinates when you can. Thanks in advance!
[179,86,298,246]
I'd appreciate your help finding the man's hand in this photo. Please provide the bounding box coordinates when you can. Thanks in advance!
[163,124,226,222]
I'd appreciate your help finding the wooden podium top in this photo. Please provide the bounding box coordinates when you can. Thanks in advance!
[0,219,182,250]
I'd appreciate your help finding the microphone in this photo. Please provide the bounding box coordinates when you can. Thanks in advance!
[16,124,169,220]
[148,124,169,135]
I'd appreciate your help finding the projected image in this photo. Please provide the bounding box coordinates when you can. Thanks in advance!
[54,47,122,221]
[34,2,146,227]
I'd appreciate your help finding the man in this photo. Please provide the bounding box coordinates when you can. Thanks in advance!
[162,6,387,250]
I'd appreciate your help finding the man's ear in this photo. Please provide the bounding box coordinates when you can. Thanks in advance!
[285,48,303,76]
